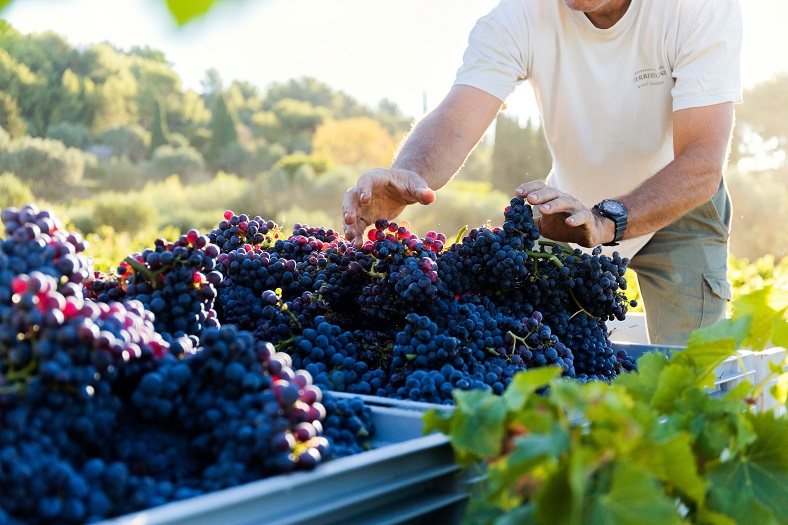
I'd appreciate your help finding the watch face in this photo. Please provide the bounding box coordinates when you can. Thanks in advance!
[601,200,625,215]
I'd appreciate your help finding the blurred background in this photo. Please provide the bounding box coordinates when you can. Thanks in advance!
[0,0,785,293]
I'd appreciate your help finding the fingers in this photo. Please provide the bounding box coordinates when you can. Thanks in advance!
[515,181,547,198]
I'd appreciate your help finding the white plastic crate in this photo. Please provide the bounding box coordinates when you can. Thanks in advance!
[752,346,787,416]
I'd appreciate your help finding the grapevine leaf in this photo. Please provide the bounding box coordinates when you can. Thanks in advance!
[651,362,696,411]
[671,338,737,388]
[732,286,788,351]
[165,0,223,26]
[503,366,562,411]
[771,371,788,406]
[533,462,572,525]
[772,315,788,349]
[588,460,683,525]
[493,504,536,525]
[614,351,668,402]
[687,315,751,348]
[422,407,453,436]
[706,489,780,525]
[449,389,507,463]
[705,412,788,522]
[631,432,706,505]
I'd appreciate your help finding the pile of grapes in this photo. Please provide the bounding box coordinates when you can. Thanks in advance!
[0,197,636,523]
[0,205,373,524]
[202,197,636,405]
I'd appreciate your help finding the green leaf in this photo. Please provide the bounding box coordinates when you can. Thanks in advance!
[688,315,751,348]
[706,412,788,522]
[422,407,453,436]
[450,390,508,463]
[672,338,738,387]
[588,460,683,525]
[772,316,788,349]
[0,0,13,11]
[631,433,706,504]
[614,351,668,402]
[771,371,788,406]
[486,426,569,501]
[651,362,695,411]
[165,0,223,26]
[503,366,562,411]
[493,504,537,525]
[707,488,780,525]
[732,286,788,351]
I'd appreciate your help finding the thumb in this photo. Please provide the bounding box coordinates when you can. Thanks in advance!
[405,174,436,205]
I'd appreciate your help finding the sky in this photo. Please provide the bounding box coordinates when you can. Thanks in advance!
[3,0,788,125]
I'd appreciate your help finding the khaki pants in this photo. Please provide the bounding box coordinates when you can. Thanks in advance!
[628,179,732,346]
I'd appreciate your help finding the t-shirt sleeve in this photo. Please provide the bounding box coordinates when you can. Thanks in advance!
[453,0,529,103]
[672,0,743,111]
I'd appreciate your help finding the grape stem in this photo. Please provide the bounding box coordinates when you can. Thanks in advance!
[453,225,468,247]
[538,240,575,256]
[525,251,564,269]
[568,289,599,320]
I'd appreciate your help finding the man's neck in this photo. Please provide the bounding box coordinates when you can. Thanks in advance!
[585,0,632,29]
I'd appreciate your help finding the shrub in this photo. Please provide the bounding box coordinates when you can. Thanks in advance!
[0,171,34,209]
[96,157,147,192]
[90,192,159,234]
[145,145,207,184]
[100,125,151,163]
[0,136,85,200]
[271,152,332,178]
[45,121,92,149]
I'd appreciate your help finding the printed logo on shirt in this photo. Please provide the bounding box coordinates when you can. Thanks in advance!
[633,66,667,89]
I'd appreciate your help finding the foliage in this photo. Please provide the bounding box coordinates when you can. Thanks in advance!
[44,120,92,149]
[492,114,552,194]
[732,72,788,168]
[206,90,238,165]
[91,156,146,192]
[0,135,85,199]
[149,97,171,155]
[271,152,332,177]
[312,117,396,167]
[730,254,788,300]
[76,191,159,234]
[146,144,206,184]
[83,224,181,272]
[426,286,788,525]
[0,126,9,148]
[0,90,25,138]
[0,171,34,209]
[100,124,151,162]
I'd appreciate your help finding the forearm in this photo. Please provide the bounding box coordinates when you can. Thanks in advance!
[392,85,502,191]
[617,150,724,239]
[616,103,734,241]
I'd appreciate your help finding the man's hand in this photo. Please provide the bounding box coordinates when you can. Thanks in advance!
[515,181,615,247]
[342,168,436,248]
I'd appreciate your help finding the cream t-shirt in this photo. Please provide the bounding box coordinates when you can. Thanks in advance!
[454,0,743,260]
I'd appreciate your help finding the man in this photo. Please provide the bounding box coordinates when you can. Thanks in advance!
[342,0,742,346]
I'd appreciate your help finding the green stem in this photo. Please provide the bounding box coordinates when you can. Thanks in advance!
[538,240,575,256]
[568,289,599,320]
[525,251,564,269]
[453,225,468,246]
[6,359,37,381]
[123,256,169,289]
[274,335,298,352]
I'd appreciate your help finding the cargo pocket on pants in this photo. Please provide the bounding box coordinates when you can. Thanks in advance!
[701,271,732,328]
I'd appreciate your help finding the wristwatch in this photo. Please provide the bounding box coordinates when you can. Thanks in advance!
[593,199,628,246]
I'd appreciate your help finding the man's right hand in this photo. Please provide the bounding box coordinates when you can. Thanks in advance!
[342,168,436,248]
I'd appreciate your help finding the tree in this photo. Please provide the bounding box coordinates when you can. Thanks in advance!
[0,90,26,138]
[149,97,171,155]
[312,117,396,167]
[101,124,150,162]
[491,114,551,194]
[207,91,238,165]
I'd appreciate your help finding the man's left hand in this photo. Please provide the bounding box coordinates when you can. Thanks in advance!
[515,181,615,247]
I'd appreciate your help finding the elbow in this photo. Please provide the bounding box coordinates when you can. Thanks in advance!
[701,166,724,202]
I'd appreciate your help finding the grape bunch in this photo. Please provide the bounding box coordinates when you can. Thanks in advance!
[86,230,222,343]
